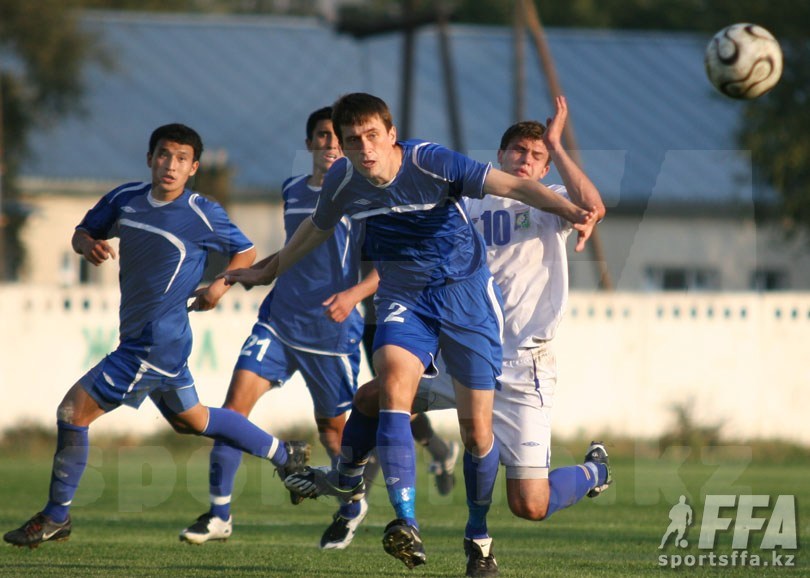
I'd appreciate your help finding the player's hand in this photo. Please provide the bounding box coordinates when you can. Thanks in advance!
[543,95,567,152]
[322,291,357,323]
[187,286,222,312]
[82,239,117,266]
[571,206,598,253]
[217,266,275,290]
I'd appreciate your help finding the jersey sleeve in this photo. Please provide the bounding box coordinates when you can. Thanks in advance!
[414,142,492,200]
[195,195,254,255]
[312,157,352,230]
[75,185,131,239]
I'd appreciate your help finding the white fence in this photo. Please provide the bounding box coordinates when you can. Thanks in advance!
[1,286,808,444]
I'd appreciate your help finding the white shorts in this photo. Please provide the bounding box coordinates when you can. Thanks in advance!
[413,344,556,480]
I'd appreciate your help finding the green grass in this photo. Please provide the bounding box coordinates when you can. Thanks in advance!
[0,443,807,577]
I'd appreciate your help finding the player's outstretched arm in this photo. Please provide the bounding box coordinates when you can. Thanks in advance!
[220,216,334,288]
[71,229,117,266]
[189,246,257,311]
[484,168,588,224]
[323,267,380,323]
[543,95,606,219]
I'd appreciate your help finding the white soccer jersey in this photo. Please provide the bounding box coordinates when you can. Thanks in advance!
[467,185,572,356]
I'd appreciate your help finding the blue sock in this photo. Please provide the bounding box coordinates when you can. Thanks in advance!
[43,421,89,524]
[545,464,598,518]
[202,407,287,466]
[337,405,378,488]
[209,440,243,520]
[464,440,499,540]
[377,410,417,528]
[338,499,362,519]
[593,462,609,487]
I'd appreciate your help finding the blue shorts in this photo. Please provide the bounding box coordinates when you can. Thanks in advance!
[79,349,199,416]
[373,267,504,390]
[233,321,360,418]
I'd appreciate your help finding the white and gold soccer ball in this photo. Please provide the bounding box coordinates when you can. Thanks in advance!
[704,23,783,99]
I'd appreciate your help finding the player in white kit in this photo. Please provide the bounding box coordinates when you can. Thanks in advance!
[414,96,612,528]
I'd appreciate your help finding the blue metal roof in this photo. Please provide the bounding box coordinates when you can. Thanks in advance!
[21,11,762,206]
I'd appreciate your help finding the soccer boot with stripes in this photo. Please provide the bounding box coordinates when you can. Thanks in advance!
[284,466,366,502]
[584,440,613,498]
[276,440,312,505]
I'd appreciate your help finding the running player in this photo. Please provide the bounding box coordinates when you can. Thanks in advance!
[3,123,310,549]
[179,107,376,550]
[413,98,613,575]
[222,93,598,573]
[310,97,613,577]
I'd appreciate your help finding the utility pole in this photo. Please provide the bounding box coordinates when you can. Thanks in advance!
[336,1,464,150]
[0,73,6,282]
[517,0,613,290]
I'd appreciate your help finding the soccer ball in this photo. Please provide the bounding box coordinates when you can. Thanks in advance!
[704,23,783,99]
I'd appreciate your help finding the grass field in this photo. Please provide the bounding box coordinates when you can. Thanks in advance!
[0,441,806,577]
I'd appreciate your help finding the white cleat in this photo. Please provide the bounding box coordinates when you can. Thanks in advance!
[179,513,233,544]
[320,498,369,550]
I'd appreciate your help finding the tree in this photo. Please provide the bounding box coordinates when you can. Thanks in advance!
[0,0,108,279]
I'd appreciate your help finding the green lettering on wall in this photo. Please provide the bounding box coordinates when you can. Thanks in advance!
[82,327,117,368]
[194,329,218,371]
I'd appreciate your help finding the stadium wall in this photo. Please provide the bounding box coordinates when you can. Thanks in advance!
[1,287,807,444]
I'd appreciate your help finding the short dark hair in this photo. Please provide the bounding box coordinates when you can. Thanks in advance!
[306,107,333,141]
[498,120,546,152]
[148,123,204,162]
[331,93,393,143]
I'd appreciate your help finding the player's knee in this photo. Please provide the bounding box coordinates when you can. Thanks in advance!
[56,401,75,424]
[459,428,494,456]
[509,498,549,521]
[164,415,203,435]
[353,382,380,416]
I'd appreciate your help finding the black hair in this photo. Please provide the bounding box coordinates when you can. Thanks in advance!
[148,123,204,162]
[331,93,393,144]
[306,107,334,141]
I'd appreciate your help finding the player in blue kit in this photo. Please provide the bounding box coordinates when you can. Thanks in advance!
[3,123,309,549]
[179,107,378,549]
[338,101,613,576]
[222,94,598,572]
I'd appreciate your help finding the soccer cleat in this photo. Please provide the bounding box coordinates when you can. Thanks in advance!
[3,512,72,549]
[284,466,366,503]
[276,440,312,505]
[584,440,613,498]
[429,440,460,496]
[464,537,499,577]
[319,498,369,550]
[382,518,426,569]
[179,512,233,544]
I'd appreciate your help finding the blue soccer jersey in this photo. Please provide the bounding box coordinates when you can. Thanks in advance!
[76,182,254,372]
[312,140,491,294]
[258,175,365,354]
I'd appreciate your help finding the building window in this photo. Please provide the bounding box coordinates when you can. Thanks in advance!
[61,252,99,286]
[645,266,720,291]
[750,269,789,291]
